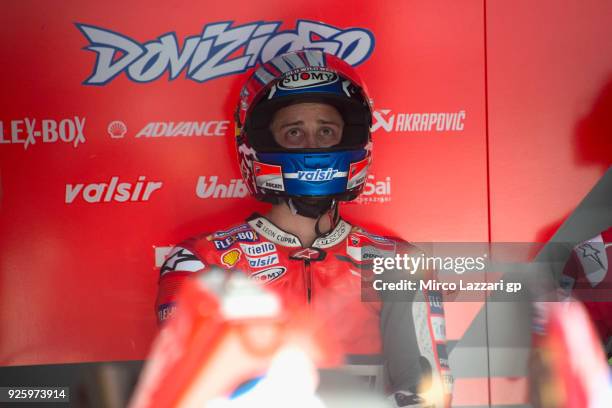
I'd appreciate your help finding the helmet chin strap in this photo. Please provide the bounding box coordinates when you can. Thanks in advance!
[286,197,333,219]
[286,198,339,237]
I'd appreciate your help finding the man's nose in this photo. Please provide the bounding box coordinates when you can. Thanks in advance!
[303,130,320,148]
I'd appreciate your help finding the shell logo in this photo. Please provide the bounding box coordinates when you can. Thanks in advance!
[221,249,241,267]
[107,121,127,138]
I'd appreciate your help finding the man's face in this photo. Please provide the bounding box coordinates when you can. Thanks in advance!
[269,102,344,149]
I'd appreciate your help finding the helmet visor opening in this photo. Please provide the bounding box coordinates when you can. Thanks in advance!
[247,94,371,152]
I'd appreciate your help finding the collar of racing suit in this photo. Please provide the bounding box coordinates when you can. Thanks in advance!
[247,213,352,249]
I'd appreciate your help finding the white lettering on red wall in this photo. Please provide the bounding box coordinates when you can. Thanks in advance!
[136,121,229,138]
[0,117,86,149]
[77,21,375,85]
[65,176,163,203]
[352,175,392,205]
[196,176,248,199]
[371,109,466,133]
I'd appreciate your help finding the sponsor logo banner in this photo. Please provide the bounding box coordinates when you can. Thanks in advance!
[157,303,176,322]
[247,253,279,269]
[107,121,127,138]
[346,231,397,262]
[347,244,396,263]
[212,230,258,250]
[221,249,242,267]
[65,176,163,204]
[0,117,86,149]
[347,157,369,190]
[352,175,391,205]
[278,71,338,90]
[361,246,395,260]
[250,266,287,284]
[285,168,347,182]
[213,239,232,250]
[249,217,301,247]
[136,121,229,138]
[196,176,249,199]
[346,236,395,262]
[78,20,374,85]
[213,224,251,238]
[312,220,350,248]
[254,161,285,191]
[371,109,466,133]
[351,230,396,247]
[240,242,277,257]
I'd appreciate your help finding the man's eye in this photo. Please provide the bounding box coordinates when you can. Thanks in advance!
[320,127,334,137]
[285,128,303,142]
[318,127,341,147]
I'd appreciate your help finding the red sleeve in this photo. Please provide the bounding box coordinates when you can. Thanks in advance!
[155,244,207,324]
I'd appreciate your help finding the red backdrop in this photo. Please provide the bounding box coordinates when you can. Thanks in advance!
[1,0,611,406]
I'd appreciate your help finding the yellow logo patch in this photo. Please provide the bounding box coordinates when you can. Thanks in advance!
[221,249,241,267]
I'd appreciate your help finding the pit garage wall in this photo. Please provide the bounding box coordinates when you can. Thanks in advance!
[0,1,610,407]
[484,1,612,407]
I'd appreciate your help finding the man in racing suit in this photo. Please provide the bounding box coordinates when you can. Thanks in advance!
[155,50,453,407]
[529,226,612,407]
[558,226,612,356]
[532,226,612,353]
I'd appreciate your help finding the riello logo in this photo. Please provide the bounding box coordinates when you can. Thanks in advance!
[196,176,248,199]
[65,176,163,203]
[76,20,374,85]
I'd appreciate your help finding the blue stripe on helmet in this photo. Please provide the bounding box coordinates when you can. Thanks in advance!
[257,150,366,196]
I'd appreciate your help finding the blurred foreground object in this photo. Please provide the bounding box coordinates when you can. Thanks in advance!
[530,302,612,408]
[130,268,390,407]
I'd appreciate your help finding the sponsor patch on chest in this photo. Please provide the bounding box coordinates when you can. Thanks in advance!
[249,266,287,284]
[247,253,279,269]
[240,242,277,256]
[212,230,259,250]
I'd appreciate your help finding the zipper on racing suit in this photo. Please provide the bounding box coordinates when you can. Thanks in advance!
[304,259,312,303]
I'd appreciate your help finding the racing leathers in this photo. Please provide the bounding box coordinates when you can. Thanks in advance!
[156,213,453,406]
[559,226,612,355]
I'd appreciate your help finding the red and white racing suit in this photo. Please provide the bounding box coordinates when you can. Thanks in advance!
[156,213,453,405]
[559,226,612,353]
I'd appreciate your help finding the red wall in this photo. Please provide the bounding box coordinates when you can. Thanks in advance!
[487,0,612,243]
[1,4,610,406]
